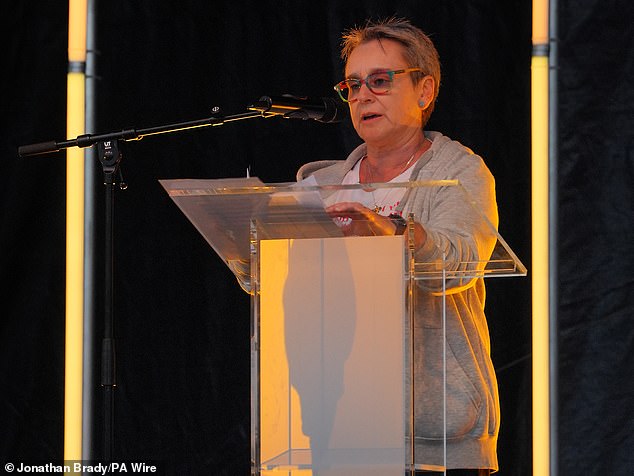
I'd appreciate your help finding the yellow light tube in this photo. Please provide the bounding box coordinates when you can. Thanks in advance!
[532,0,551,473]
[65,0,87,463]
[68,0,87,62]
[533,0,549,45]
[531,53,550,476]
[65,72,85,462]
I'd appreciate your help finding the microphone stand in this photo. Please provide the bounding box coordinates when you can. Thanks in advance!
[18,108,265,157]
[18,107,267,462]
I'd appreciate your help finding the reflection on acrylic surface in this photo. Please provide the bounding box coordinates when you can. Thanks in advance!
[259,236,406,476]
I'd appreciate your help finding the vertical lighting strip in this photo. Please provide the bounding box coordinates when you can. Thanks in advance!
[532,1,551,475]
[65,0,87,463]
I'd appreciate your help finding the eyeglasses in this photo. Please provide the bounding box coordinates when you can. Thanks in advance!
[333,68,424,102]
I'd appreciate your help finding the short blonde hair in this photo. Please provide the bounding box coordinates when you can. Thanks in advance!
[340,17,441,126]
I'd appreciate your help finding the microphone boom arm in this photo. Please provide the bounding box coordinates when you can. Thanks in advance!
[18,108,266,157]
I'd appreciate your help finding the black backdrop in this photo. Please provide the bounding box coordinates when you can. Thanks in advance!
[2,1,632,475]
[556,2,634,474]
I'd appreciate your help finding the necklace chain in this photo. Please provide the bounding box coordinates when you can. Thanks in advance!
[363,138,431,213]
[364,151,416,184]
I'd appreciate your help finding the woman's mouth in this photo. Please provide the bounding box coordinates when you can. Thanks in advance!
[361,113,382,121]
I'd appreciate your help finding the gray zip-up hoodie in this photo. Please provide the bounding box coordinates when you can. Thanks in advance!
[297,131,500,471]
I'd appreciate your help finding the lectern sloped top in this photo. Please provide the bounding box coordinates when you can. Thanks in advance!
[159,177,526,283]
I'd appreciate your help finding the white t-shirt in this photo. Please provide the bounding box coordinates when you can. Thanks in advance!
[324,156,415,217]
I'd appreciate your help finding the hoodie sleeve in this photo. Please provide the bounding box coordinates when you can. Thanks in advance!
[409,143,498,294]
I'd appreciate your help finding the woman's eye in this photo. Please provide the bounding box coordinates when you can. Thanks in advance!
[369,75,390,88]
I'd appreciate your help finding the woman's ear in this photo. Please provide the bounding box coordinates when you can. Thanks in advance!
[418,76,435,110]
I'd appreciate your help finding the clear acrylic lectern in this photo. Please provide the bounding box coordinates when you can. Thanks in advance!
[160,177,526,476]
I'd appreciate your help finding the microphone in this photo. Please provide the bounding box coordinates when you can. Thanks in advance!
[247,94,345,123]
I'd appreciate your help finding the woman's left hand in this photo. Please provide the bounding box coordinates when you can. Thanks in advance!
[325,202,428,250]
